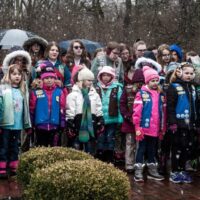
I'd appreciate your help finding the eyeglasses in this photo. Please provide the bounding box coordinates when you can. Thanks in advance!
[162,54,171,57]
[137,49,147,52]
[73,46,83,50]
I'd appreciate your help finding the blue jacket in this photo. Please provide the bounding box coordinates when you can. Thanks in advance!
[34,88,62,125]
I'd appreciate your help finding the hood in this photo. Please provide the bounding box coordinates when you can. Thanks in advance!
[23,36,48,51]
[170,44,182,62]
[135,57,162,73]
[2,50,32,75]
[97,66,115,88]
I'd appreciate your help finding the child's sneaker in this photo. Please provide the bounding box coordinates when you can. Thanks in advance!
[169,172,182,183]
[180,171,192,183]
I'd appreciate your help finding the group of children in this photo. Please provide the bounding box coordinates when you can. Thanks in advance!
[0,41,199,186]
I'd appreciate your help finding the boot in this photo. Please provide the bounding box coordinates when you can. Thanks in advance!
[134,163,145,182]
[147,163,164,181]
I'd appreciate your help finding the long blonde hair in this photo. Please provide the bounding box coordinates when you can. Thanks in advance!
[1,64,26,94]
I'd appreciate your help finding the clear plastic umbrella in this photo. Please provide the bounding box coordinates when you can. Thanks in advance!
[0,29,36,49]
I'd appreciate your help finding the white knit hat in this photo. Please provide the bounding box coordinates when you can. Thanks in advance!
[78,67,94,81]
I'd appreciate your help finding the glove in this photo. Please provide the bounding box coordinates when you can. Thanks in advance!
[97,125,104,137]
[159,132,165,140]
[169,124,177,133]
[135,129,144,141]
[66,119,76,139]
[25,128,32,135]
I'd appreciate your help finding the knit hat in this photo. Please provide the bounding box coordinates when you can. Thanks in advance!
[132,69,145,83]
[143,51,156,61]
[78,67,94,81]
[143,66,159,84]
[170,44,183,62]
[38,60,57,79]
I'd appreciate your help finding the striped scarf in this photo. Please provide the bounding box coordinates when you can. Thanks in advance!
[78,88,94,143]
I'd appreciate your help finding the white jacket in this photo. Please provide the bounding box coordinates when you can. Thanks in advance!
[66,84,103,120]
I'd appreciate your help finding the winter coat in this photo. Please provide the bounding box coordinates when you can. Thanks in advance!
[66,84,103,133]
[166,78,198,129]
[120,85,138,133]
[133,85,166,137]
[0,84,31,129]
[96,82,123,124]
[30,83,66,130]
[91,55,124,85]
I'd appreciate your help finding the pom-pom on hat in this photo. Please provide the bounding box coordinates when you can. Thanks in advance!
[143,66,159,84]
[78,67,94,81]
[38,60,57,79]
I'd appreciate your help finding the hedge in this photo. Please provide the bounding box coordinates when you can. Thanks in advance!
[24,159,131,200]
[17,147,93,186]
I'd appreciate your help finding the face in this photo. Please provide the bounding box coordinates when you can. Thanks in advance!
[148,78,159,90]
[135,44,147,58]
[61,54,67,64]
[82,80,93,88]
[73,42,83,57]
[14,56,25,67]
[101,73,112,84]
[162,49,171,64]
[109,48,120,61]
[48,45,59,61]
[181,67,195,82]
[43,76,55,87]
[120,49,130,62]
[31,43,41,53]
[10,68,22,86]
[171,51,179,62]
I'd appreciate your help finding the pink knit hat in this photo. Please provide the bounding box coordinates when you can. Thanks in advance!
[143,66,159,84]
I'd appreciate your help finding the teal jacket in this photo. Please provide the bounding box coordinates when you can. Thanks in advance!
[0,84,31,129]
[96,82,123,124]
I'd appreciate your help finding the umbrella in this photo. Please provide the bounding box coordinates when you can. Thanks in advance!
[0,29,36,49]
[59,39,103,54]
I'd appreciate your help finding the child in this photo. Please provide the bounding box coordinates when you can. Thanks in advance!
[120,69,144,172]
[29,61,66,147]
[133,66,165,182]
[167,62,199,183]
[66,67,104,155]
[96,66,123,163]
[0,64,31,178]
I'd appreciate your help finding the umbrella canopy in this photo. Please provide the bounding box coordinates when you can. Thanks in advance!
[59,39,103,54]
[0,29,36,49]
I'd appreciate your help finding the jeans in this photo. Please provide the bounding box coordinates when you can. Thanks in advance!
[135,135,157,164]
[0,129,20,163]
[97,123,117,151]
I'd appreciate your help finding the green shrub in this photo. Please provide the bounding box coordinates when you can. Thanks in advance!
[24,159,131,200]
[17,147,93,186]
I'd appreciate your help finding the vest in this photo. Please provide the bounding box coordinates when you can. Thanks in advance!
[96,85,119,116]
[125,85,137,112]
[140,90,164,128]
[172,83,196,122]
[34,88,62,125]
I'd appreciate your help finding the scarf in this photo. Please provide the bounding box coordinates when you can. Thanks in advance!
[79,88,94,143]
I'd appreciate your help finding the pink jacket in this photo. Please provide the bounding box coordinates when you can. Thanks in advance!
[133,85,166,137]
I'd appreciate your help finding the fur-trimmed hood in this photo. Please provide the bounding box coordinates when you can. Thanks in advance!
[2,50,32,75]
[135,57,162,73]
[23,36,48,51]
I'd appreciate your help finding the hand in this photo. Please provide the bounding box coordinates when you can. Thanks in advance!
[169,124,177,133]
[135,130,144,141]
[66,128,76,139]
[97,125,104,137]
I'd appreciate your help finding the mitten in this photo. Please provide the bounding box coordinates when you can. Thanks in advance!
[169,124,177,133]
[25,128,32,135]
[135,129,144,141]
[97,125,105,137]
[0,129,2,134]
[66,119,76,139]
[96,116,105,136]
[159,131,165,140]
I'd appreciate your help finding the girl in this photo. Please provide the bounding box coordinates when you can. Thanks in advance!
[30,61,66,147]
[96,66,123,163]
[167,62,199,183]
[0,64,31,178]
[66,40,91,71]
[120,69,144,172]
[133,66,165,182]
[66,67,104,155]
